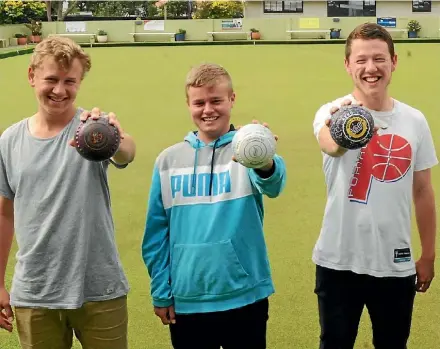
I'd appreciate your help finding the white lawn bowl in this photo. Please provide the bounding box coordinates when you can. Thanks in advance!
[231,123,277,169]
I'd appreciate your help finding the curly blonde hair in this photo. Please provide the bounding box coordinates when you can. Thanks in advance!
[185,63,233,98]
[30,36,91,78]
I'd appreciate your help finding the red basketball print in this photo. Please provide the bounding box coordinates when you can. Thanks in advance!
[371,134,412,182]
[348,134,412,204]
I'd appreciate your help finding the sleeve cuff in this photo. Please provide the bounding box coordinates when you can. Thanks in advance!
[254,161,276,178]
[153,298,174,308]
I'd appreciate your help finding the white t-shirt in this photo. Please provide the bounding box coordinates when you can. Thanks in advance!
[312,94,438,277]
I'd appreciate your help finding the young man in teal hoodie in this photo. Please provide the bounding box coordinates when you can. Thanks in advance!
[142,63,287,349]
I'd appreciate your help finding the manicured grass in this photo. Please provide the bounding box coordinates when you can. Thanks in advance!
[1,43,439,348]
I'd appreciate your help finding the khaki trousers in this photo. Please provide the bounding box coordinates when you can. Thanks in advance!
[14,295,128,349]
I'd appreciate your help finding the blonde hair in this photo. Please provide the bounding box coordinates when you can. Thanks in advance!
[30,36,91,78]
[185,63,233,97]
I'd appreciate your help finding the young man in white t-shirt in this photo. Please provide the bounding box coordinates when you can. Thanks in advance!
[312,23,437,349]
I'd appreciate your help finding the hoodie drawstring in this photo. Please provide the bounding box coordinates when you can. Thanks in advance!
[191,141,200,193]
[190,138,219,197]
[208,139,220,196]
[189,125,235,197]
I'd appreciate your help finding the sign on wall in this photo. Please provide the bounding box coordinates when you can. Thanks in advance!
[144,20,165,31]
[66,22,86,33]
[377,17,397,28]
[299,18,320,29]
[221,19,243,30]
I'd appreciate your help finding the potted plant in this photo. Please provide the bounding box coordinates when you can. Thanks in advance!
[330,28,341,39]
[97,29,108,43]
[250,28,261,40]
[25,20,42,43]
[175,29,186,41]
[407,20,421,38]
[15,33,27,45]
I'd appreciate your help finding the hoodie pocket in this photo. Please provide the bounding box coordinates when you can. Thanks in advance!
[171,239,250,298]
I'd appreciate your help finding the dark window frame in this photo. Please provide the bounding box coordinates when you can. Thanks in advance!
[327,1,376,17]
[412,0,431,12]
[263,1,304,14]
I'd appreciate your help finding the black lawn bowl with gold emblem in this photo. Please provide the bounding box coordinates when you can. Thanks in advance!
[75,117,120,162]
[330,105,375,150]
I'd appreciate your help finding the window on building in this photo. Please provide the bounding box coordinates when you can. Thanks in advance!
[412,0,431,12]
[327,1,376,17]
[263,1,303,13]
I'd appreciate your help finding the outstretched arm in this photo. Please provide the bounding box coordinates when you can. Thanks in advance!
[112,133,136,166]
[313,101,354,157]
[317,119,348,157]
[248,154,286,198]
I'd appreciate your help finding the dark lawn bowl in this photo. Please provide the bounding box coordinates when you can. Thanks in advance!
[75,117,120,162]
[330,105,375,150]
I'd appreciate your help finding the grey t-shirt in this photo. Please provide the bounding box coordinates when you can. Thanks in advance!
[0,108,129,309]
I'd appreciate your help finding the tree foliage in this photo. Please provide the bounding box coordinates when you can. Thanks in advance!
[45,0,78,22]
[192,1,243,19]
[77,1,157,17]
[162,1,192,18]
[75,1,240,19]
[0,0,243,24]
[0,0,46,24]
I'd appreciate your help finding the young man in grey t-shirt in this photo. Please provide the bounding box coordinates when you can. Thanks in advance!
[0,36,136,349]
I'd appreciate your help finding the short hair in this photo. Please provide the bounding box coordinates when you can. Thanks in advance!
[185,63,233,97]
[345,23,395,60]
[29,36,91,79]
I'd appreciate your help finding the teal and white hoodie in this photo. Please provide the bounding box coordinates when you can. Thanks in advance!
[142,125,287,314]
